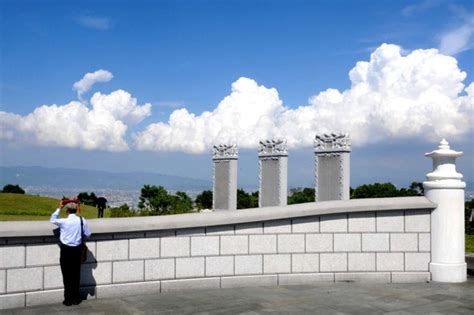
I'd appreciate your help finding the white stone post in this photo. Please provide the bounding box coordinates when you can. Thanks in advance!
[424,139,466,283]
[212,144,238,211]
[314,133,351,201]
[258,139,288,207]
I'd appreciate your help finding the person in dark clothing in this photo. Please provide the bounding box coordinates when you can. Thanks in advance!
[50,201,91,306]
[96,197,107,218]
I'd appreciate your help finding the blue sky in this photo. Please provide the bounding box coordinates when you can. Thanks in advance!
[1,0,473,189]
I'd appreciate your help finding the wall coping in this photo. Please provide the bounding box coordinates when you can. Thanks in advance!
[0,196,435,238]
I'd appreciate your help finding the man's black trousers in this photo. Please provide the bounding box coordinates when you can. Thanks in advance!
[60,244,82,303]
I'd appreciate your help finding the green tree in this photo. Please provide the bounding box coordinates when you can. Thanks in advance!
[466,199,474,235]
[288,187,315,204]
[138,185,193,215]
[237,189,258,209]
[2,184,25,194]
[351,182,425,199]
[77,192,97,206]
[195,190,213,209]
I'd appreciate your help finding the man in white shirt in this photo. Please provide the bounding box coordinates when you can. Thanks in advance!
[50,201,91,306]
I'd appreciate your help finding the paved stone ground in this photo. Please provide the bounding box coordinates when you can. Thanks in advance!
[2,276,474,314]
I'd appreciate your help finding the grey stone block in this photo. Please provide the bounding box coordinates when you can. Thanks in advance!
[391,272,430,283]
[390,233,418,252]
[0,269,5,294]
[113,232,145,240]
[361,233,389,252]
[221,275,277,288]
[44,265,63,289]
[191,236,219,256]
[176,257,204,278]
[235,255,263,275]
[264,219,292,234]
[26,244,60,266]
[263,254,291,274]
[129,237,160,259]
[334,234,361,252]
[145,258,175,281]
[335,272,390,283]
[277,234,305,253]
[206,256,234,276]
[278,273,334,285]
[97,281,160,299]
[0,293,25,310]
[113,260,144,283]
[405,253,430,271]
[348,212,376,232]
[405,210,430,232]
[161,237,190,257]
[81,261,112,286]
[291,254,319,273]
[7,267,43,293]
[161,278,220,292]
[206,225,235,235]
[320,253,347,272]
[292,216,319,233]
[306,234,333,252]
[235,222,263,234]
[377,253,404,271]
[249,235,276,254]
[376,211,404,232]
[26,289,62,307]
[176,228,205,236]
[220,235,248,255]
[348,253,376,272]
[96,240,128,261]
[320,213,347,232]
[419,233,430,252]
[0,245,25,268]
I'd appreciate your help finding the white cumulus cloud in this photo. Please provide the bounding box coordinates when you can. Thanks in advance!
[73,69,113,100]
[0,72,151,152]
[134,43,473,153]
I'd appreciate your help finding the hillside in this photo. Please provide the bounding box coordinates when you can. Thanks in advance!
[0,193,104,221]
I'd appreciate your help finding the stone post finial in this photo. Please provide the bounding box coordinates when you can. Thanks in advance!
[213,144,238,160]
[424,139,466,283]
[258,139,288,157]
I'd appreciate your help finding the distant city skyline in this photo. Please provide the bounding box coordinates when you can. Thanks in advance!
[1,0,473,187]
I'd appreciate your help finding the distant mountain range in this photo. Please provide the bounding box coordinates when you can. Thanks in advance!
[0,166,212,191]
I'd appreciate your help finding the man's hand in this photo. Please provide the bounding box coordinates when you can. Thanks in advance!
[59,200,64,209]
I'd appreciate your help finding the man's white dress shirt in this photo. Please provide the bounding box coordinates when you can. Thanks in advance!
[50,209,91,246]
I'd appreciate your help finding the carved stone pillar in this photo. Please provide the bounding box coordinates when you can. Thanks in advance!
[212,144,238,211]
[258,139,288,207]
[314,133,351,201]
[424,139,466,282]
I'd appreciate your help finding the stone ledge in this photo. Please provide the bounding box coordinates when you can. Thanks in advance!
[0,197,435,238]
[0,292,25,310]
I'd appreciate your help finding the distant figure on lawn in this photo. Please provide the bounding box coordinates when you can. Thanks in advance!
[96,197,107,218]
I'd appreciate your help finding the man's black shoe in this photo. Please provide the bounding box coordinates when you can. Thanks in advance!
[73,299,82,305]
[62,300,73,306]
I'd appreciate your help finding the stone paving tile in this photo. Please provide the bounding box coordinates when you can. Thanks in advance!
[2,277,473,314]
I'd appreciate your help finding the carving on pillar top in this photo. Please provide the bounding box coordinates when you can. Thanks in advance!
[258,138,288,157]
[212,144,238,160]
[314,133,351,153]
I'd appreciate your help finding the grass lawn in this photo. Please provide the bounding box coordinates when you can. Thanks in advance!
[0,193,108,220]
[466,235,474,253]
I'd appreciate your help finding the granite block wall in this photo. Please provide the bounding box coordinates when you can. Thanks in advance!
[0,209,431,309]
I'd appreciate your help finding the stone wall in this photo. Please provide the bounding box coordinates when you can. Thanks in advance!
[0,197,434,310]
